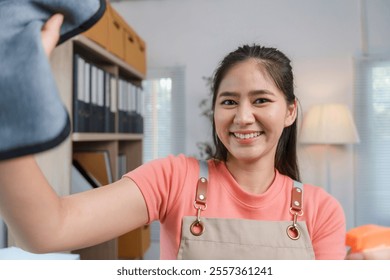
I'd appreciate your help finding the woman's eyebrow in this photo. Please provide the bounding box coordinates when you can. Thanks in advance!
[249,89,275,96]
[217,90,275,98]
[217,91,240,98]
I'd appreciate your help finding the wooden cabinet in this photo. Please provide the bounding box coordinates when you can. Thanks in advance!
[118,225,150,259]
[32,34,150,260]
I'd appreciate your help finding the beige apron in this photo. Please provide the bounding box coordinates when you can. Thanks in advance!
[177,161,315,260]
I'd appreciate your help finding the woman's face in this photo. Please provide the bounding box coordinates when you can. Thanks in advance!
[214,59,296,164]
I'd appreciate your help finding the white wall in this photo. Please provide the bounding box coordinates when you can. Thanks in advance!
[112,0,390,230]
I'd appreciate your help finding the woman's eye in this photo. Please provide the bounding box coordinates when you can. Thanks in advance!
[221,99,237,106]
[254,98,269,104]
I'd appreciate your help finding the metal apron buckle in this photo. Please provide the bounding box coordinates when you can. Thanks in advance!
[287,183,304,240]
[190,166,208,236]
[190,160,209,236]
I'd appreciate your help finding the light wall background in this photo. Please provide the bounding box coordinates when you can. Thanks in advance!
[112,0,390,230]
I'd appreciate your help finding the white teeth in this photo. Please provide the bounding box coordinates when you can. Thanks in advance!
[233,132,262,139]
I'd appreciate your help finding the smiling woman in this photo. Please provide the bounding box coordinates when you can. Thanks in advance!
[214,59,297,193]
[211,46,298,182]
[0,30,346,260]
[124,44,346,259]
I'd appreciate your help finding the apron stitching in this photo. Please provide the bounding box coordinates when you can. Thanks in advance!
[182,238,314,249]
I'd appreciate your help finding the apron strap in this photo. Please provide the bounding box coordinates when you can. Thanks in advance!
[199,160,209,179]
[195,160,208,206]
[190,160,209,236]
[287,180,304,240]
[291,180,303,212]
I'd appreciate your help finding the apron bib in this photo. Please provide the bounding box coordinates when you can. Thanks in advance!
[177,161,315,260]
[178,218,314,259]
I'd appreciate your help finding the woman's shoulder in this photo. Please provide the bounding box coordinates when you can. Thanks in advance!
[123,154,200,181]
[301,182,338,202]
[299,181,345,219]
[142,153,198,168]
[275,172,333,199]
[278,172,343,214]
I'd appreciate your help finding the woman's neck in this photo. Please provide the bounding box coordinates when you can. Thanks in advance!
[225,157,276,194]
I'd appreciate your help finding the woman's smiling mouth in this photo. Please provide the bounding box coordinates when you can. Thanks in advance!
[231,131,264,139]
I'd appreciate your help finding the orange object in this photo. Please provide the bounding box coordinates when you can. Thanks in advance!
[346,224,390,253]
[82,1,109,49]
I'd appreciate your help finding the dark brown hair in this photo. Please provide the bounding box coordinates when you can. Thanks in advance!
[211,44,300,181]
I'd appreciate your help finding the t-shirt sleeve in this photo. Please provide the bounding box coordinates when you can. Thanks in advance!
[309,188,347,260]
[122,154,193,223]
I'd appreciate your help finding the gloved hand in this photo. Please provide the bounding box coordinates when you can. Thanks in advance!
[0,0,106,160]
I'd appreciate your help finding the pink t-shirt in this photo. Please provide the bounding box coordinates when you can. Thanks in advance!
[124,154,346,259]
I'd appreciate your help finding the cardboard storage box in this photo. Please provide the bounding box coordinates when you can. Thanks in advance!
[82,2,109,49]
[123,26,147,75]
[82,2,147,75]
[107,4,125,60]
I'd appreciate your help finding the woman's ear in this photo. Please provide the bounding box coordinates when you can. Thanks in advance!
[284,99,297,127]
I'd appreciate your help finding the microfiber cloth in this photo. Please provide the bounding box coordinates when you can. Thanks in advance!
[0,0,106,160]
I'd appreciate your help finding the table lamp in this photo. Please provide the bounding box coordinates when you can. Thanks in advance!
[300,103,360,192]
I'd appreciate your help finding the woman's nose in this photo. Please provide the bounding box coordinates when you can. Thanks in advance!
[233,102,255,126]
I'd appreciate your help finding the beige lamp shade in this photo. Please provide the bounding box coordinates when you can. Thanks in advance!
[300,103,360,144]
